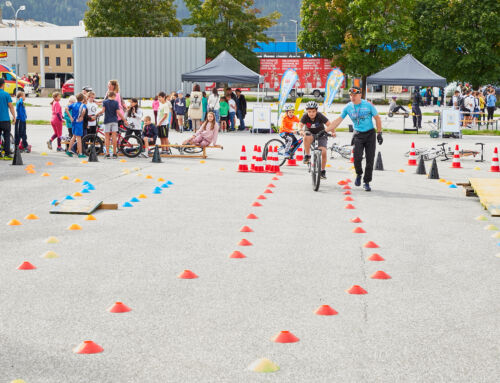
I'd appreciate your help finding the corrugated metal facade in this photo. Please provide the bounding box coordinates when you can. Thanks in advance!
[74,37,206,98]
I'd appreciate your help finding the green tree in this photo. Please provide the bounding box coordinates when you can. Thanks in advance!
[410,0,500,88]
[299,0,412,96]
[183,0,280,72]
[84,0,182,37]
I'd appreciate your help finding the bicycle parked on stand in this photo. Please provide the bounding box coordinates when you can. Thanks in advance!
[0,133,14,157]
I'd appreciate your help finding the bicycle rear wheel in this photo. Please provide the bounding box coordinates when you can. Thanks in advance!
[263,139,286,166]
[82,134,104,156]
[312,150,321,191]
[183,146,203,154]
[120,135,143,158]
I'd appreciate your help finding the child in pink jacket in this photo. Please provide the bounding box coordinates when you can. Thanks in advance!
[47,92,63,151]
[182,111,219,147]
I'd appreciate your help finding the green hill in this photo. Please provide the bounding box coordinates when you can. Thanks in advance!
[2,0,300,40]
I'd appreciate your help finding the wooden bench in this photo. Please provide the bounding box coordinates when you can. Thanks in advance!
[159,144,223,159]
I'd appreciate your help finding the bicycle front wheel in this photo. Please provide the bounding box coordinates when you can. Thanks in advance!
[183,146,203,154]
[120,135,143,158]
[312,150,321,191]
[82,134,104,156]
[263,138,286,167]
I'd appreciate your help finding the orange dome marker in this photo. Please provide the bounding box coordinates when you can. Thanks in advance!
[276,172,283,176]
[177,269,198,279]
[80,160,88,164]
[252,202,262,207]
[107,302,132,313]
[157,177,165,182]
[7,219,22,226]
[352,227,366,233]
[240,226,253,232]
[346,285,367,294]
[263,189,273,194]
[238,239,253,246]
[27,169,36,174]
[338,180,347,185]
[267,183,276,188]
[314,305,338,316]
[73,340,104,354]
[84,215,96,221]
[271,330,299,343]
[371,270,391,279]
[257,195,267,200]
[17,261,36,270]
[73,192,83,197]
[345,204,355,209]
[60,176,69,180]
[229,250,246,259]
[345,178,352,183]
[73,178,82,183]
[24,165,34,171]
[24,214,39,220]
[246,214,258,219]
[68,224,82,230]
[363,241,379,248]
[344,196,354,201]
[119,159,127,163]
[368,253,385,261]
[41,172,50,177]
[351,217,362,223]
[46,161,54,166]
[145,175,153,179]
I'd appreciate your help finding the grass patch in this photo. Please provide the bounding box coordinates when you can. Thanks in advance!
[27,120,50,125]
[462,129,500,136]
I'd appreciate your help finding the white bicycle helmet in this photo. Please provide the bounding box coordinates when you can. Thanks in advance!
[305,101,318,109]
[283,104,295,112]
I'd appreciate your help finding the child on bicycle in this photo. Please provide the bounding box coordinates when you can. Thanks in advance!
[142,115,157,156]
[279,104,300,158]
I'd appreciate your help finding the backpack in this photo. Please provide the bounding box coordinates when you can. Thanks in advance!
[191,95,201,109]
[458,95,465,110]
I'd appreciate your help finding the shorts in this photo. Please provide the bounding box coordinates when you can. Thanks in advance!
[72,123,83,137]
[220,116,229,122]
[104,122,119,133]
[158,125,169,138]
[305,130,328,148]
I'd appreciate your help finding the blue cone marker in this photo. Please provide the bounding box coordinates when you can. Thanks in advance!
[122,202,133,207]
[51,200,58,205]
[153,190,162,194]
[65,195,75,200]
[167,181,173,185]
[161,183,169,188]
[130,197,140,202]
[82,189,90,194]
[449,184,457,188]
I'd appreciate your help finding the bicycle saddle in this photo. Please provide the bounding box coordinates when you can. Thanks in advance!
[475,142,485,146]
[437,142,447,147]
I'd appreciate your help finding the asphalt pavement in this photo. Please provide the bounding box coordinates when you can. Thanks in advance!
[1,125,500,382]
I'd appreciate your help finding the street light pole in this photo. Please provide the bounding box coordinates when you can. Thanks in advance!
[290,19,298,57]
[5,2,26,97]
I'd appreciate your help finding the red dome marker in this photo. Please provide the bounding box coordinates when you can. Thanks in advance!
[352,227,366,233]
[371,270,392,279]
[314,305,338,316]
[252,202,262,207]
[240,226,253,232]
[108,302,132,313]
[272,177,280,180]
[238,239,253,246]
[346,285,368,294]
[17,261,36,270]
[368,253,385,261]
[338,180,347,185]
[276,172,283,176]
[343,191,352,195]
[345,204,355,209]
[246,213,258,219]
[345,178,352,183]
[343,185,351,190]
[257,195,267,200]
[229,251,246,259]
[363,241,379,248]
[351,217,362,223]
[263,189,273,194]
[271,330,299,343]
[267,183,276,188]
[178,269,198,279]
[344,196,354,201]
[73,340,104,354]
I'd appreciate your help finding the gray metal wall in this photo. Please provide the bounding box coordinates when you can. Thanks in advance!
[74,37,205,98]
[0,46,28,76]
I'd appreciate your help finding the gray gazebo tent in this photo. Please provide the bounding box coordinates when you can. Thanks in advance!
[366,54,446,87]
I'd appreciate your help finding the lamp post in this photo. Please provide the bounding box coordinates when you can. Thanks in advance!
[290,19,298,57]
[5,2,26,97]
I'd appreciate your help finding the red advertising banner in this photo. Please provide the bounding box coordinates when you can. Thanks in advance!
[260,58,339,93]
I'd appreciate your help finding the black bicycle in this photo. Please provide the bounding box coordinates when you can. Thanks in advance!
[308,132,326,192]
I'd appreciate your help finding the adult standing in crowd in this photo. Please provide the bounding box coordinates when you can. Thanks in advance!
[188,84,203,133]
[235,89,247,131]
[486,87,497,128]
[0,78,16,160]
[412,87,422,130]
[225,88,237,131]
[105,80,125,128]
[170,92,178,132]
[32,73,40,91]
[201,91,208,122]
[208,88,220,123]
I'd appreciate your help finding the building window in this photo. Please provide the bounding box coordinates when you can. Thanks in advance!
[33,44,37,48]
[44,44,49,48]
[67,57,72,66]
[56,57,61,66]
[45,57,49,66]
[67,44,71,49]
[33,56,38,66]
[56,44,60,49]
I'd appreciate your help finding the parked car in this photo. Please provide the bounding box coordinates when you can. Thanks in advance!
[62,79,74,98]
[0,65,32,96]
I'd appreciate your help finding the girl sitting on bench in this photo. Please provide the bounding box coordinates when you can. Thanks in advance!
[182,111,219,148]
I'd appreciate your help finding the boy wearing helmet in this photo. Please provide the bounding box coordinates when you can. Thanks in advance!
[299,100,336,179]
[279,104,300,157]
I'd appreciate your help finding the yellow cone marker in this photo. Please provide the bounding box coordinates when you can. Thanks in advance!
[25,214,39,220]
[446,181,453,185]
[84,215,96,221]
[41,250,59,259]
[41,152,48,156]
[145,175,153,179]
[68,224,82,230]
[73,192,83,197]
[61,176,69,180]
[326,164,331,168]
[484,225,499,231]
[41,172,50,177]
[199,160,205,164]
[439,179,446,183]
[474,167,481,171]
[157,177,165,182]
[120,159,127,163]
[475,215,488,221]
[398,169,405,173]
[11,380,27,383]
[138,194,147,199]
[247,358,280,373]
[45,236,59,244]
[73,178,82,183]
[7,219,22,226]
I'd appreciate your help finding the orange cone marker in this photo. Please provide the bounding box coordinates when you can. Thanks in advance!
[25,214,39,220]
[73,340,104,354]
[363,241,379,248]
[371,270,392,279]
[368,253,385,261]
[46,161,54,166]
[17,261,36,270]
[263,189,273,194]
[7,219,22,226]
[84,215,96,221]
[267,183,276,188]
[108,302,132,313]
[343,191,352,195]
[68,224,82,230]
[346,285,367,294]
[338,180,347,185]
[257,195,267,200]
[314,305,338,316]
[41,172,50,177]
[178,269,198,279]
[344,196,354,201]
[272,177,280,181]
[271,330,299,343]
[343,185,351,190]
[229,250,246,259]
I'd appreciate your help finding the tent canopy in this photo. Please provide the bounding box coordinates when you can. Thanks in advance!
[366,54,447,87]
[181,50,263,84]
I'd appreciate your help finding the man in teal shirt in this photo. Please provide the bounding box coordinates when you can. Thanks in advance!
[0,78,16,160]
[327,87,382,191]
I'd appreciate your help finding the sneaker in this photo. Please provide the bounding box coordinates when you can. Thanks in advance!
[57,147,64,152]
[363,183,371,192]
[77,154,86,158]
[284,151,291,159]
[303,155,311,164]
[47,140,52,150]
[112,153,118,159]
[25,145,31,153]
[355,175,362,187]
[105,154,111,159]
[140,152,148,158]
[320,170,327,179]
[65,151,73,157]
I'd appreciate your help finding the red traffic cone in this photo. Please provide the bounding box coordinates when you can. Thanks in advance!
[490,147,499,172]
[251,145,257,172]
[253,146,264,173]
[73,340,104,354]
[363,241,379,248]
[352,227,366,233]
[368,253,385,261]
[230,250,246,259]
[346,285,367,294]
[251,202,262,207]
[371,270,392,279]
[296,147,304,161]
[287,156,298,166]
[450,145,462,168]
[351,217,362,223]
[238,239,253,246]
[240,225,253,232]
[237,145,249,172]
[273,146,281,173]
[408,142,417,166]
[349,149,354,163]
[246,213,258,219]
[265,146,272,172]
[178,269,198,279]
[314,304,338,316]
[17,261,36,270]
[108,302,132,313]
[271,330,299,343]
[345,204,355,209]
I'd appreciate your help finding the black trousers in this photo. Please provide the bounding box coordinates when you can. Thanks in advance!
[0,120,11,155]
[14,120,28,148]
[352,129,376,183]
[412,104,422,128]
